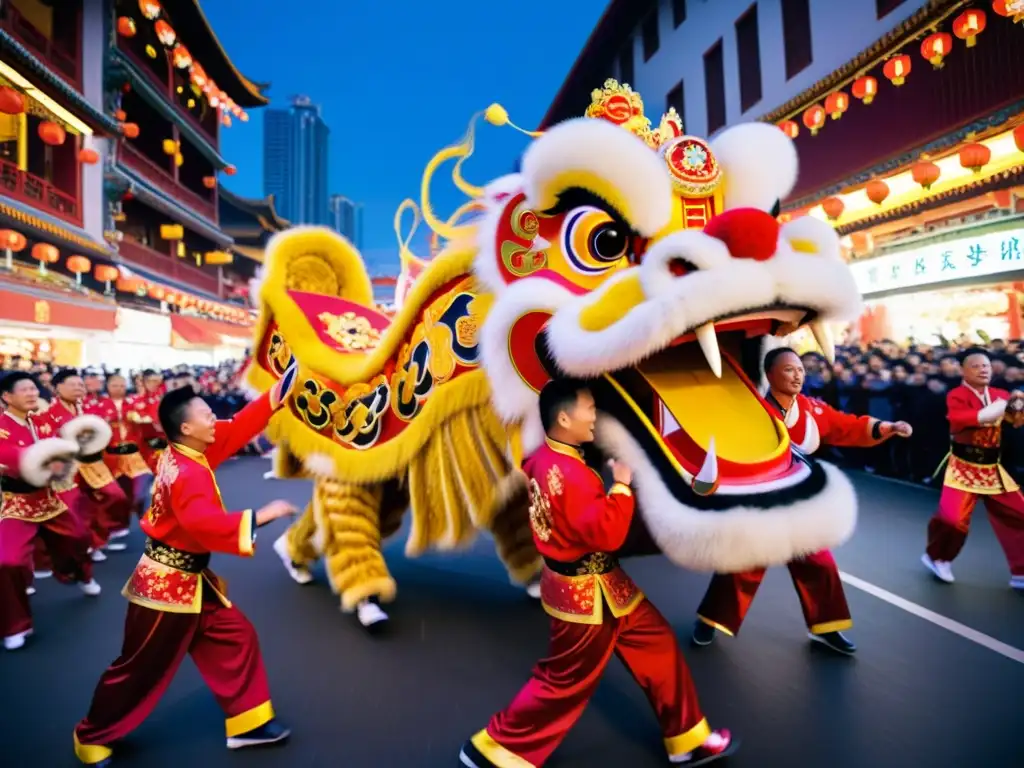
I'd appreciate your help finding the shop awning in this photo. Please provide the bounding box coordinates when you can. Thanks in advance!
[170,314,252,347]
[0,285,116,331]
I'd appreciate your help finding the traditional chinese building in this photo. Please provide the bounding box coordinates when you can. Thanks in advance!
[767,0,1024,343]
[217,186,288,269]
[0,0,125,362]
[102,0,268,329]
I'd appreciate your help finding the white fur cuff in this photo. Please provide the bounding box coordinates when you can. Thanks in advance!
[19,438,80,487]
[59,414,113,455]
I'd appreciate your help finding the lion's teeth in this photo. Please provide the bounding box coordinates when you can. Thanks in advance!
[810,320,835,363]
[529,236,551,253]
[692,437,719,496]
[695,323,722,378]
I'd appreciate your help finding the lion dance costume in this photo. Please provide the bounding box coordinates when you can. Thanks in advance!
[245,79,866,643]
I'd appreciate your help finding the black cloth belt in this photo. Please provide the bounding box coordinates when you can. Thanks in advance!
[79,451,104,464]
[106,444,140,456]
[950,442,1000,465]
[543,552,619,577]
[146,437,168,450]
[1,477,43,494]
[144,538,210,573]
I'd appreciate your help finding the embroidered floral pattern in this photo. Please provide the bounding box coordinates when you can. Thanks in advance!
[123,555,199,610]
[528,478,553,542]
[540,568,597,617]
[546,464,564,497]
[0,490,67,522]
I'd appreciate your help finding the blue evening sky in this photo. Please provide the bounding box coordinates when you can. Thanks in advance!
[203,0,609,273]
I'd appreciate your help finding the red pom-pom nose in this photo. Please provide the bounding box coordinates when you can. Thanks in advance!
[703,208,780,262]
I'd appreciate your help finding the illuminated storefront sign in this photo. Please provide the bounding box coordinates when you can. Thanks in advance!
[850,228,1024,295]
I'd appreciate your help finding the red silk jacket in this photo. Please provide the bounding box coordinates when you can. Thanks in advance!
[121,392,278,614]
[91,396,151,479]
[0,411,71,523]
[525,437,644,625]
[127,391,165,471]
[943,384,1016,495]
[772,392,885,453]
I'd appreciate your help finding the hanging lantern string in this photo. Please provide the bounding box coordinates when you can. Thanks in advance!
[773,1,993,126]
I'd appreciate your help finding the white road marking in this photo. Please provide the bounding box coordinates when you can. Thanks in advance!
[839,571,1024,665]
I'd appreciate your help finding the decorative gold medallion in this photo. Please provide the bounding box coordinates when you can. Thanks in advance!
[546,464,564,497]
[528,477,553,542]
[319,311,382,351]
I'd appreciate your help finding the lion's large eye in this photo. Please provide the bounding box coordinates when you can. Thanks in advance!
[562,206,631,274]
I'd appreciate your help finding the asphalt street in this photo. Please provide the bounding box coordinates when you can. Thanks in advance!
[2,457,1022,767]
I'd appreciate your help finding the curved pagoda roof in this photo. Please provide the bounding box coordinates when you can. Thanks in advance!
[218,188,289,261]
[161,0,270,108]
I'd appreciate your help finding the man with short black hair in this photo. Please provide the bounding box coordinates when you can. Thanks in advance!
[0,371,99,651]
[692,346,911,655]
[923,347,1024,589]
[75,374,299,765]
[462,378,734,767]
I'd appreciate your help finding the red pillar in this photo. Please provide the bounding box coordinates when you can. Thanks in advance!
[1007,287,1023,340]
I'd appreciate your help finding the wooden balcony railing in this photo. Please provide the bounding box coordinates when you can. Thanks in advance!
[119,143,217,222]
[118,237,222,297]
[1,5,80,90]
[0,158,79,224]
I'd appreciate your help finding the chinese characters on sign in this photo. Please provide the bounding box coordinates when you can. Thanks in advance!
[849,229,1024,296]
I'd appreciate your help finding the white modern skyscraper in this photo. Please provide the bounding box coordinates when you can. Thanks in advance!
[329,194,363,250]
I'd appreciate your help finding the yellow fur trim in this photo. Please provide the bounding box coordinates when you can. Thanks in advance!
[245,362,279,395]
[341,576,398,611]
[259,229,481,387]
[266,368,495,483]
[443,411,501,527]
[285,501,319,565]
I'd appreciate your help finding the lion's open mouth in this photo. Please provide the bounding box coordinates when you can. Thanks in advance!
[538,307,828,504]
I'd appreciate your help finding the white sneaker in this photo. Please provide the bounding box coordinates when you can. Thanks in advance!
[105,541,127,552]
[525,580,541,599]
[26,586,35,596]
[921,553,955,583]
[109,528,130,539]
[33,570,52,579]
[1010,575,1024,590]
[272,534,312,585]
[90,549,107,563]
[79,579,101,597]
[356,600,388,628]
[3,629,32,650]
[262,470,277,480]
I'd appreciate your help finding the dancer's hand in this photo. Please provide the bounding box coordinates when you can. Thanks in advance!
[880,421,912,438]
[608,459,632,486]
[255,500,297,527]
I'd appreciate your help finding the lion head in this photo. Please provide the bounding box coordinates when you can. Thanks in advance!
[469,80,864,571]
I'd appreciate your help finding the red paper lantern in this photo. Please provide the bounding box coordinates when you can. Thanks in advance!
[851,76,878,105]
[154,20,176,47]
[824,91,850,120]
[920,32,953,68]
[121,122,140,139]
[777,120,799,139]
[993,0,1024,24]
[138,0,161,21]
[1014,124,1024,153]
[865,180,890,205]
[148,285,166,301]
[38,121,66,146]
[67,255,91,275]
[95,264,119,283]
[822,197,845,220]
[117,16,136,37]
[31,243,59,264]
[171,44,192,69]
[953,9,987,47]
[960,142,991,172]
[0,230,27,251]
[78,148,99,165]
[883,55,912,86]
[224,164,238,176]
[114,109,126,121]
[911,161,941,190]
[202,175,217,189]
[802,104,825,136]
[0,86,25,115]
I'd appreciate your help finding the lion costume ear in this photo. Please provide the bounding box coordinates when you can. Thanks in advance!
[710,122,799,212]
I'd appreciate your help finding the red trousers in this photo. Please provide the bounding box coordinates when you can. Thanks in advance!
[927,485,1024,574]
[74,592,274,764]
[77,477,130,550]
[0,512,93,637]
[696,550,851,636]
[469,599,710,767]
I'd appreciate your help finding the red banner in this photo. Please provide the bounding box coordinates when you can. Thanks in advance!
[0,288,116,331]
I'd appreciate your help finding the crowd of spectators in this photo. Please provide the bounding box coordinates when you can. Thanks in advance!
[801,336,1024,485]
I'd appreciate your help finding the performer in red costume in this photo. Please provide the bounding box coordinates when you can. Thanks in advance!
[922,347,1024,589]
[39,369,128,559]
[0,372,100,651]
[130,369,166,474]
[692,347,912,655]
[83,369,104,410]
[97,373,152,535]
[74,374,298,766]
[461,379,735,768]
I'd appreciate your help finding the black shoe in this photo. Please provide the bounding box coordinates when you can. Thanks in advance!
[459,739,497,767]
[226,718,291,749]
[808,631,856,655]
[691,620,717,647]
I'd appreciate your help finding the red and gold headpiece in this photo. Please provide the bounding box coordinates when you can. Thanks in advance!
[585,78,684,150]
